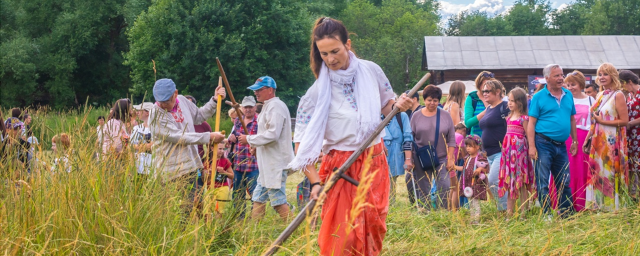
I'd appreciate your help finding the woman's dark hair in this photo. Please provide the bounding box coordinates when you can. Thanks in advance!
[422,85,442,101]
[620,70,640,85]
[11,108,21,119]
[108,99,132,122]
[310,17,350,78]
[97,116,105,121]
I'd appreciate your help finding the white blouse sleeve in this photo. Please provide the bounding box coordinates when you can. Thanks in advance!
[373,63,395,108]
[293,94,315,143]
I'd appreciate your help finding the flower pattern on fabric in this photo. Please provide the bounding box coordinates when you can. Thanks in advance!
[170,104,184,123]
[343,80,358,111]
[296,108,311,125]
[627,89,640,173]
[586,90,628,209]
[383,82,392,92]
[499,115,533,199]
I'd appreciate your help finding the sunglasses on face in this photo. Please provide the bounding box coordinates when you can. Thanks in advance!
[481,90,493,94]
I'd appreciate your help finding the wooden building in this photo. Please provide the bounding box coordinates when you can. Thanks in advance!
[422,35,640,91]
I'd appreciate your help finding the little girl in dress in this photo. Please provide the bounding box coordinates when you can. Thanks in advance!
[499,88,534,218]
[457,135,488,224]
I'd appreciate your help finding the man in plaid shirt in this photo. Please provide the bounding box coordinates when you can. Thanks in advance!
[227,96,259,219]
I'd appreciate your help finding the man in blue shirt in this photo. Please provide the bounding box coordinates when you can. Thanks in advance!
[527,64,578,218]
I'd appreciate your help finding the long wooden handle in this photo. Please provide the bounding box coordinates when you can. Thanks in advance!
[210,77,223,173]
[262,72,431,256]
[216,58,249,134]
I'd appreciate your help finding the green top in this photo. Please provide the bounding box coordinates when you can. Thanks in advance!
[464,91,485,136]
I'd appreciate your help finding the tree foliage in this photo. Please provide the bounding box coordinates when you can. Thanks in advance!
[125,0,313,110]
[340,0,440,90]
[447,0,640,36]
[2,0,639,109]
[0,0,152,108]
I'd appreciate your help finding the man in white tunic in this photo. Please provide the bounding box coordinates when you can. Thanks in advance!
[238,76,294,220]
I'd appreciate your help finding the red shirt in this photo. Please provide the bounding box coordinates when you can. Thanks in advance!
[209,157,232,188]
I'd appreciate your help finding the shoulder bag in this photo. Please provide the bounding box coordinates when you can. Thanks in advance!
[414,109,441,171]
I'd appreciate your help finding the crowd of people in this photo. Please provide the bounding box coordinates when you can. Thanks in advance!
[2,16,640,256]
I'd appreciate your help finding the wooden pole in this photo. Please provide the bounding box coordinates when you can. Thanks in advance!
[210,77,223,177]
[262,72,431,256]
[216,58,249,134]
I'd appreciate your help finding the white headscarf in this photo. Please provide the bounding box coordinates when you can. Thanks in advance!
[288,51,381,171]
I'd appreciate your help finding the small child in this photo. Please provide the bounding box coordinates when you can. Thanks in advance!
[457,135,488,224]
[51,133,72,173]
[499,87,534,218]
[203,143,235,214]
[450,122,467,210]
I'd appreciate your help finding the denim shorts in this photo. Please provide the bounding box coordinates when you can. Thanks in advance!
[251,172,288,206]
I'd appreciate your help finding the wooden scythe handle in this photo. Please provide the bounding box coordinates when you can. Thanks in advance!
[216,57,249,134]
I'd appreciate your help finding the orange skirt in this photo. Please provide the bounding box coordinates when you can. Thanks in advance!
[318,142,389,256]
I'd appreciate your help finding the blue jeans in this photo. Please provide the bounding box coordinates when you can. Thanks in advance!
[488,152,508,211]
[232,170,259,218]
[534,135,574,215]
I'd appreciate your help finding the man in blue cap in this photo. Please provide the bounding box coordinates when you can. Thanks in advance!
[238,76,294,220]
[148,78,226,207]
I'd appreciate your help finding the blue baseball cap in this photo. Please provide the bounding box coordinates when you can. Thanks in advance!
[153,78,177,102]
[247,76,277,91]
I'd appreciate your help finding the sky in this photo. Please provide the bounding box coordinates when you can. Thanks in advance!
[438,0,572,18]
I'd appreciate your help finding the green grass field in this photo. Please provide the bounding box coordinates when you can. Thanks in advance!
[2,107,639,255]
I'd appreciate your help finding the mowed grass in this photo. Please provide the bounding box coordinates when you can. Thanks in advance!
[1,107,639,255]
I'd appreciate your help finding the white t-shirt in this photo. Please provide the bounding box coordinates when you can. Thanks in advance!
[131,124,152,174]
[574,96,595,131]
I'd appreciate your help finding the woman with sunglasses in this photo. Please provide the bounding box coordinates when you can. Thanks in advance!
[464,71,496,137]
[475,79,510,212]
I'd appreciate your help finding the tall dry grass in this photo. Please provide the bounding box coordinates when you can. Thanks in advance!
[1,106,639,255]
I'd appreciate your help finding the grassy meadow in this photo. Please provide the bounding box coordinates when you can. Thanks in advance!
[1,106,640,255]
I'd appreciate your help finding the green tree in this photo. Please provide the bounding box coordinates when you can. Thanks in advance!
[504,0,553,35]
[446,10,512,36]
[340,0,440,90]
[583,0,640,35]
[125,0,314,110]
[0,0,152,108]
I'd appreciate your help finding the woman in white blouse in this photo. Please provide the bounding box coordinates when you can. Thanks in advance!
[289,17,412,256]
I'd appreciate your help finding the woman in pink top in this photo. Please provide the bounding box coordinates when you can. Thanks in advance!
[100,99,134,158]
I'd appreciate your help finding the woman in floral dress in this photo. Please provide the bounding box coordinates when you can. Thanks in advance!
[584,63,629,210]
[621,70,640,201]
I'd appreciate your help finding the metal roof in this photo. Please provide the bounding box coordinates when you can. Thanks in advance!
[424,36,640,70]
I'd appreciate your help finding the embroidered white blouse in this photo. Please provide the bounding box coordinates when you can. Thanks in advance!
[294,60,395,153]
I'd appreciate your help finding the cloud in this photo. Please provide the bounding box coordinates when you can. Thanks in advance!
[439,0,508,17]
